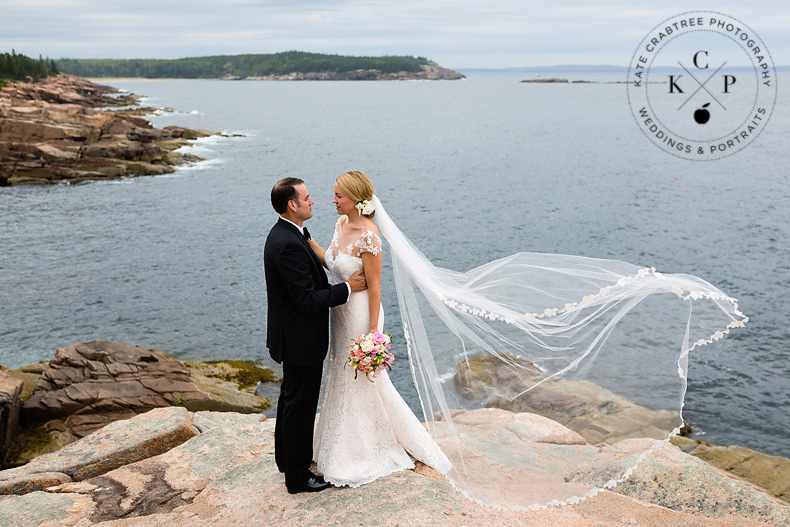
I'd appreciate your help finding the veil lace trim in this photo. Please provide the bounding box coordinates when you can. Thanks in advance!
[436,266,748,351]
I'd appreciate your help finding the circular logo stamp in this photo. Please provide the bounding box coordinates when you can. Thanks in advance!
[627,11,777,161]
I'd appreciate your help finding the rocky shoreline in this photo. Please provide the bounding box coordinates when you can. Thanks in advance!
[0,409,788,526]
[1,341,788,525]
[455,355,790,504]
[0,75,219,186]
[0,341,276,469]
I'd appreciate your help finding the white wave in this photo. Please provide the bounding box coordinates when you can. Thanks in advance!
[147,108,204,117]
[175,158,225,172]
[176,144,216,157]
[153,108,203,116]
[89,177,137,186]
[192,135,225,145]
[437,368,456,384]
[103,178,136,185]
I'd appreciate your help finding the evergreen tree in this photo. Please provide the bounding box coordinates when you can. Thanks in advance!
[0,50,60,81]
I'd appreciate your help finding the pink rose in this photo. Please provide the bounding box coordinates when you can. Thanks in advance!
[371,332,387,344]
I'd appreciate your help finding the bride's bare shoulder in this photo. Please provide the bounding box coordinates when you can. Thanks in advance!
[361,218,379,235]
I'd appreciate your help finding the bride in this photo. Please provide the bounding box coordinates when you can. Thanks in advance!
[309,170,747,509]
[310,170,451,487]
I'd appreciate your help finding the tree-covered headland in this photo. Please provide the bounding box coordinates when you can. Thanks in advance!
[56,51,432,79]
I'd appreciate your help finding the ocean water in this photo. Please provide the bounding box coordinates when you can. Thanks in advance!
[1,72,788,457]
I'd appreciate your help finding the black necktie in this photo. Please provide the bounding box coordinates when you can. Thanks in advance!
[302,227,311,242]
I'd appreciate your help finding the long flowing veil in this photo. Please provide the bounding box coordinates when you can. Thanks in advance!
[371,195,748,510]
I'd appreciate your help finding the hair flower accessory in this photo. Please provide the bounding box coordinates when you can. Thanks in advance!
[355,199,375,216]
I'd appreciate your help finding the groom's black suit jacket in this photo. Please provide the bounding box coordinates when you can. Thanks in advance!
[264,218,348,366]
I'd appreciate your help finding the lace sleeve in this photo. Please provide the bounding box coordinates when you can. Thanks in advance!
[331,217,342,249]
[354,230,382,257]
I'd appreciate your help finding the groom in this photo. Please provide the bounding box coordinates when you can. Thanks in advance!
[264,177,366,494]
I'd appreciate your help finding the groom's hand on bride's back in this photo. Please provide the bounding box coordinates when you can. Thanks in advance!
[348,270,367,292]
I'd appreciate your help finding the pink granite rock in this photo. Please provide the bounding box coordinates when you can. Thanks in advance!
[0,409,785,527]
[0,471,71,495]
[0,406,196,496]
[689,443,790,503]
[23,340,209,436]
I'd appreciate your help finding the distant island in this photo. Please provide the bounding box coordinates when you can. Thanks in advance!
[55,51,465,81]
[521,77,571,83]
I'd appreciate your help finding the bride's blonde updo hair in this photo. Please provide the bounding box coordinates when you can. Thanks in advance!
[337,170,376,219]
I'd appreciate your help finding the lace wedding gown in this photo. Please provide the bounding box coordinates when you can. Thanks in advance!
[313,216,451,487]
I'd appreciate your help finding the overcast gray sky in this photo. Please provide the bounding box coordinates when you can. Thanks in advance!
[1,0,786,69]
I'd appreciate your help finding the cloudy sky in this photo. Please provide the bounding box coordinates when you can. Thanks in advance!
[2,0,786,69]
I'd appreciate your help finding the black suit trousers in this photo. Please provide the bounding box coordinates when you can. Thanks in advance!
[275,361,324,490]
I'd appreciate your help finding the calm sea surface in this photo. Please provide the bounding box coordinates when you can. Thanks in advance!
[1,72,788,457]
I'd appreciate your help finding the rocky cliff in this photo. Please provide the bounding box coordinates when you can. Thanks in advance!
[0,75,216,186]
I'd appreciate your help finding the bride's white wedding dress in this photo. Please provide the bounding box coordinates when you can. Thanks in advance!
[313,216,451,487]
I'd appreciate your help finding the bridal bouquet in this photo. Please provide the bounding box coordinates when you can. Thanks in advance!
[346,332,394,381]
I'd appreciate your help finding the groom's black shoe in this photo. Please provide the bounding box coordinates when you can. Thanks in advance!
[287,475,331,495]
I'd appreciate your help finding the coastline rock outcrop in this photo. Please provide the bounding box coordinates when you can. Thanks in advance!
[0,75,215,186]
[3,346,787,526]
[184,360,276,415]
[454,355,681,445]
[3,342,275,468]
[673,439,790,503]
[0,407,787,526]
[0,75,137,107]
[23,340,209,437]
[454,355,790,505]
[0,406,196,496]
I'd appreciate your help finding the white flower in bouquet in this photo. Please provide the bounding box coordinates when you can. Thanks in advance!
[346,332,395,381]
